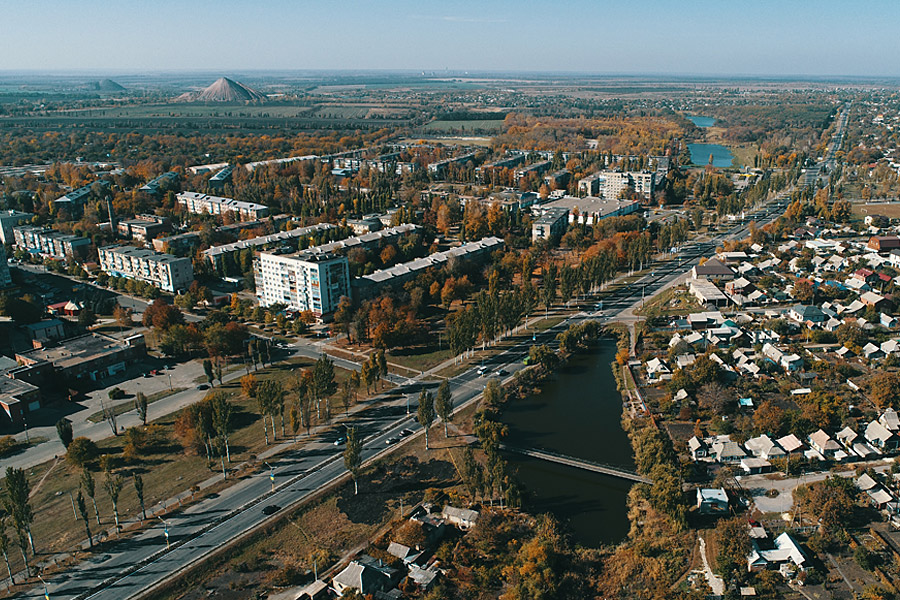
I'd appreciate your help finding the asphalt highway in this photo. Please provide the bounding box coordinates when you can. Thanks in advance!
[19,182,812,600]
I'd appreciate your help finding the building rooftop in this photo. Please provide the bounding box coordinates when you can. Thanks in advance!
[100,245,186,265]
[16,333,141,371]
[542,195,639,217]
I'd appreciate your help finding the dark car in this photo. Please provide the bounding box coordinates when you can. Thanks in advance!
[261,504,280,515]
[386,436,400,445]
[197,384,210,390]
[333,436,347,446]
[399,428,413,437]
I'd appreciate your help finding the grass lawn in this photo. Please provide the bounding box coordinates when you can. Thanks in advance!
[635,285,702,318]
[387,344,454,374]
[86,388,187,423]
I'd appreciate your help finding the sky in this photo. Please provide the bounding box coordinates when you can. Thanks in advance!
[3,0,900,77]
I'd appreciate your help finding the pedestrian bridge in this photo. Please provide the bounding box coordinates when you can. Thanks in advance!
[500,444,651,484]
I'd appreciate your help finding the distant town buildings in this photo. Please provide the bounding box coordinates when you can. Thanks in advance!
[13,226,91,260]
[98,246,194,292]
[577,170,656,200]
[352,237,504,300]
[53,184,98,211]
[139,172,178,196]
[177,191,269,221]
[201,222,335,269]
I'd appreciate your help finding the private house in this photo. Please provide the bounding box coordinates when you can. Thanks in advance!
[332,559,396,597]
[645,357,671,379]
[788,305,827,327]
[808,429,841,458]
[861,291,891,311]
[747,532,808,573]
[775,434,805,456]
[696,488,729,514]
[762,343,803,372]
[688,436,709,460]
[743,435,786,460]
[865,421,899,451]
[880,408,900,432]
[442,506,480,530]
[712,439,747,463]
[691,258,735,281]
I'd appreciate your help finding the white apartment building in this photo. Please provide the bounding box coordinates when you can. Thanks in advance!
[177,191,269,221]
[255,251,350,317]
[0,210,33,244]
[14,226,91,260]
[98,246,194,293]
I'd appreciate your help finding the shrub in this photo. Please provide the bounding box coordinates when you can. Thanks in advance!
[66,437,99,467]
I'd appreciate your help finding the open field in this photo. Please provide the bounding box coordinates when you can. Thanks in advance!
[424,119,506,133]
[851,200,900,219]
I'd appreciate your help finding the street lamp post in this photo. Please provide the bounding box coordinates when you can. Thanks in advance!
[158,517,170,551]
[265,462,275,491]
[38,575,49,600]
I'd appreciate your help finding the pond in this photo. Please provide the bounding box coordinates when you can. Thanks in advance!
[687,115,716,128]
[688,143,734,168]
[502,338,634,546]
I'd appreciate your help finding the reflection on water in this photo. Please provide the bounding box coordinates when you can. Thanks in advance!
[503,338,633,546]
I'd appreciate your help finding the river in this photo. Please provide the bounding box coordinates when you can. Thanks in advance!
[687,115,716,128]
[502,338,634,546]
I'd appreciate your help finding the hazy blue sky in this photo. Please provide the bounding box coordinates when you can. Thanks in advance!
[4,0,900,76]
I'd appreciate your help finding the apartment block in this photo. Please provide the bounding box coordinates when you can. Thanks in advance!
[177,191,269,221]
[13,226,91,260]
[98,246,194,293]
[255,251,350,317]
[0,209,33,244]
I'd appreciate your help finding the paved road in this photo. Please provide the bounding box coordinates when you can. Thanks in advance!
[17,190,796,600]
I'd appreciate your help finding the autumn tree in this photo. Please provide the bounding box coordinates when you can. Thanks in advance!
[344,426,362,495]
[714,517,751,584]
[80,468,101,526]
[56,417,74,449]
[134,392,148,426]
[435,380,454,437]
[417,390,435,450]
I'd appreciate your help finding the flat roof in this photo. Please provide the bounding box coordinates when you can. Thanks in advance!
[542,196,640,216]
[100,245,186,264]
[17,333,135,370]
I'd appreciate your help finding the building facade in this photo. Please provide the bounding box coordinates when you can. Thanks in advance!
[98,246,194,292]
[177,191,269,221]
[255,251,350,317]
[13,226,91,260]
[117,214,171,241]
[0,210,33,244]
[531,208,569,242]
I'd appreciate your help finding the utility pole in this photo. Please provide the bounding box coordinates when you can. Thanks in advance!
[158,517,170,551]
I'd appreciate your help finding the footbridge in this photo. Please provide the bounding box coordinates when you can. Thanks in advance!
[500,444,651,484]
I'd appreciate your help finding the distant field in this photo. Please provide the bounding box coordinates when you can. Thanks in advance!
[399,136,494,147]
[58,103,317,118]
[424,119,505,133]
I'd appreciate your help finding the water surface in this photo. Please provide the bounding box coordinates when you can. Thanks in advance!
[503,338,633,546]
[688,142,734,168]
